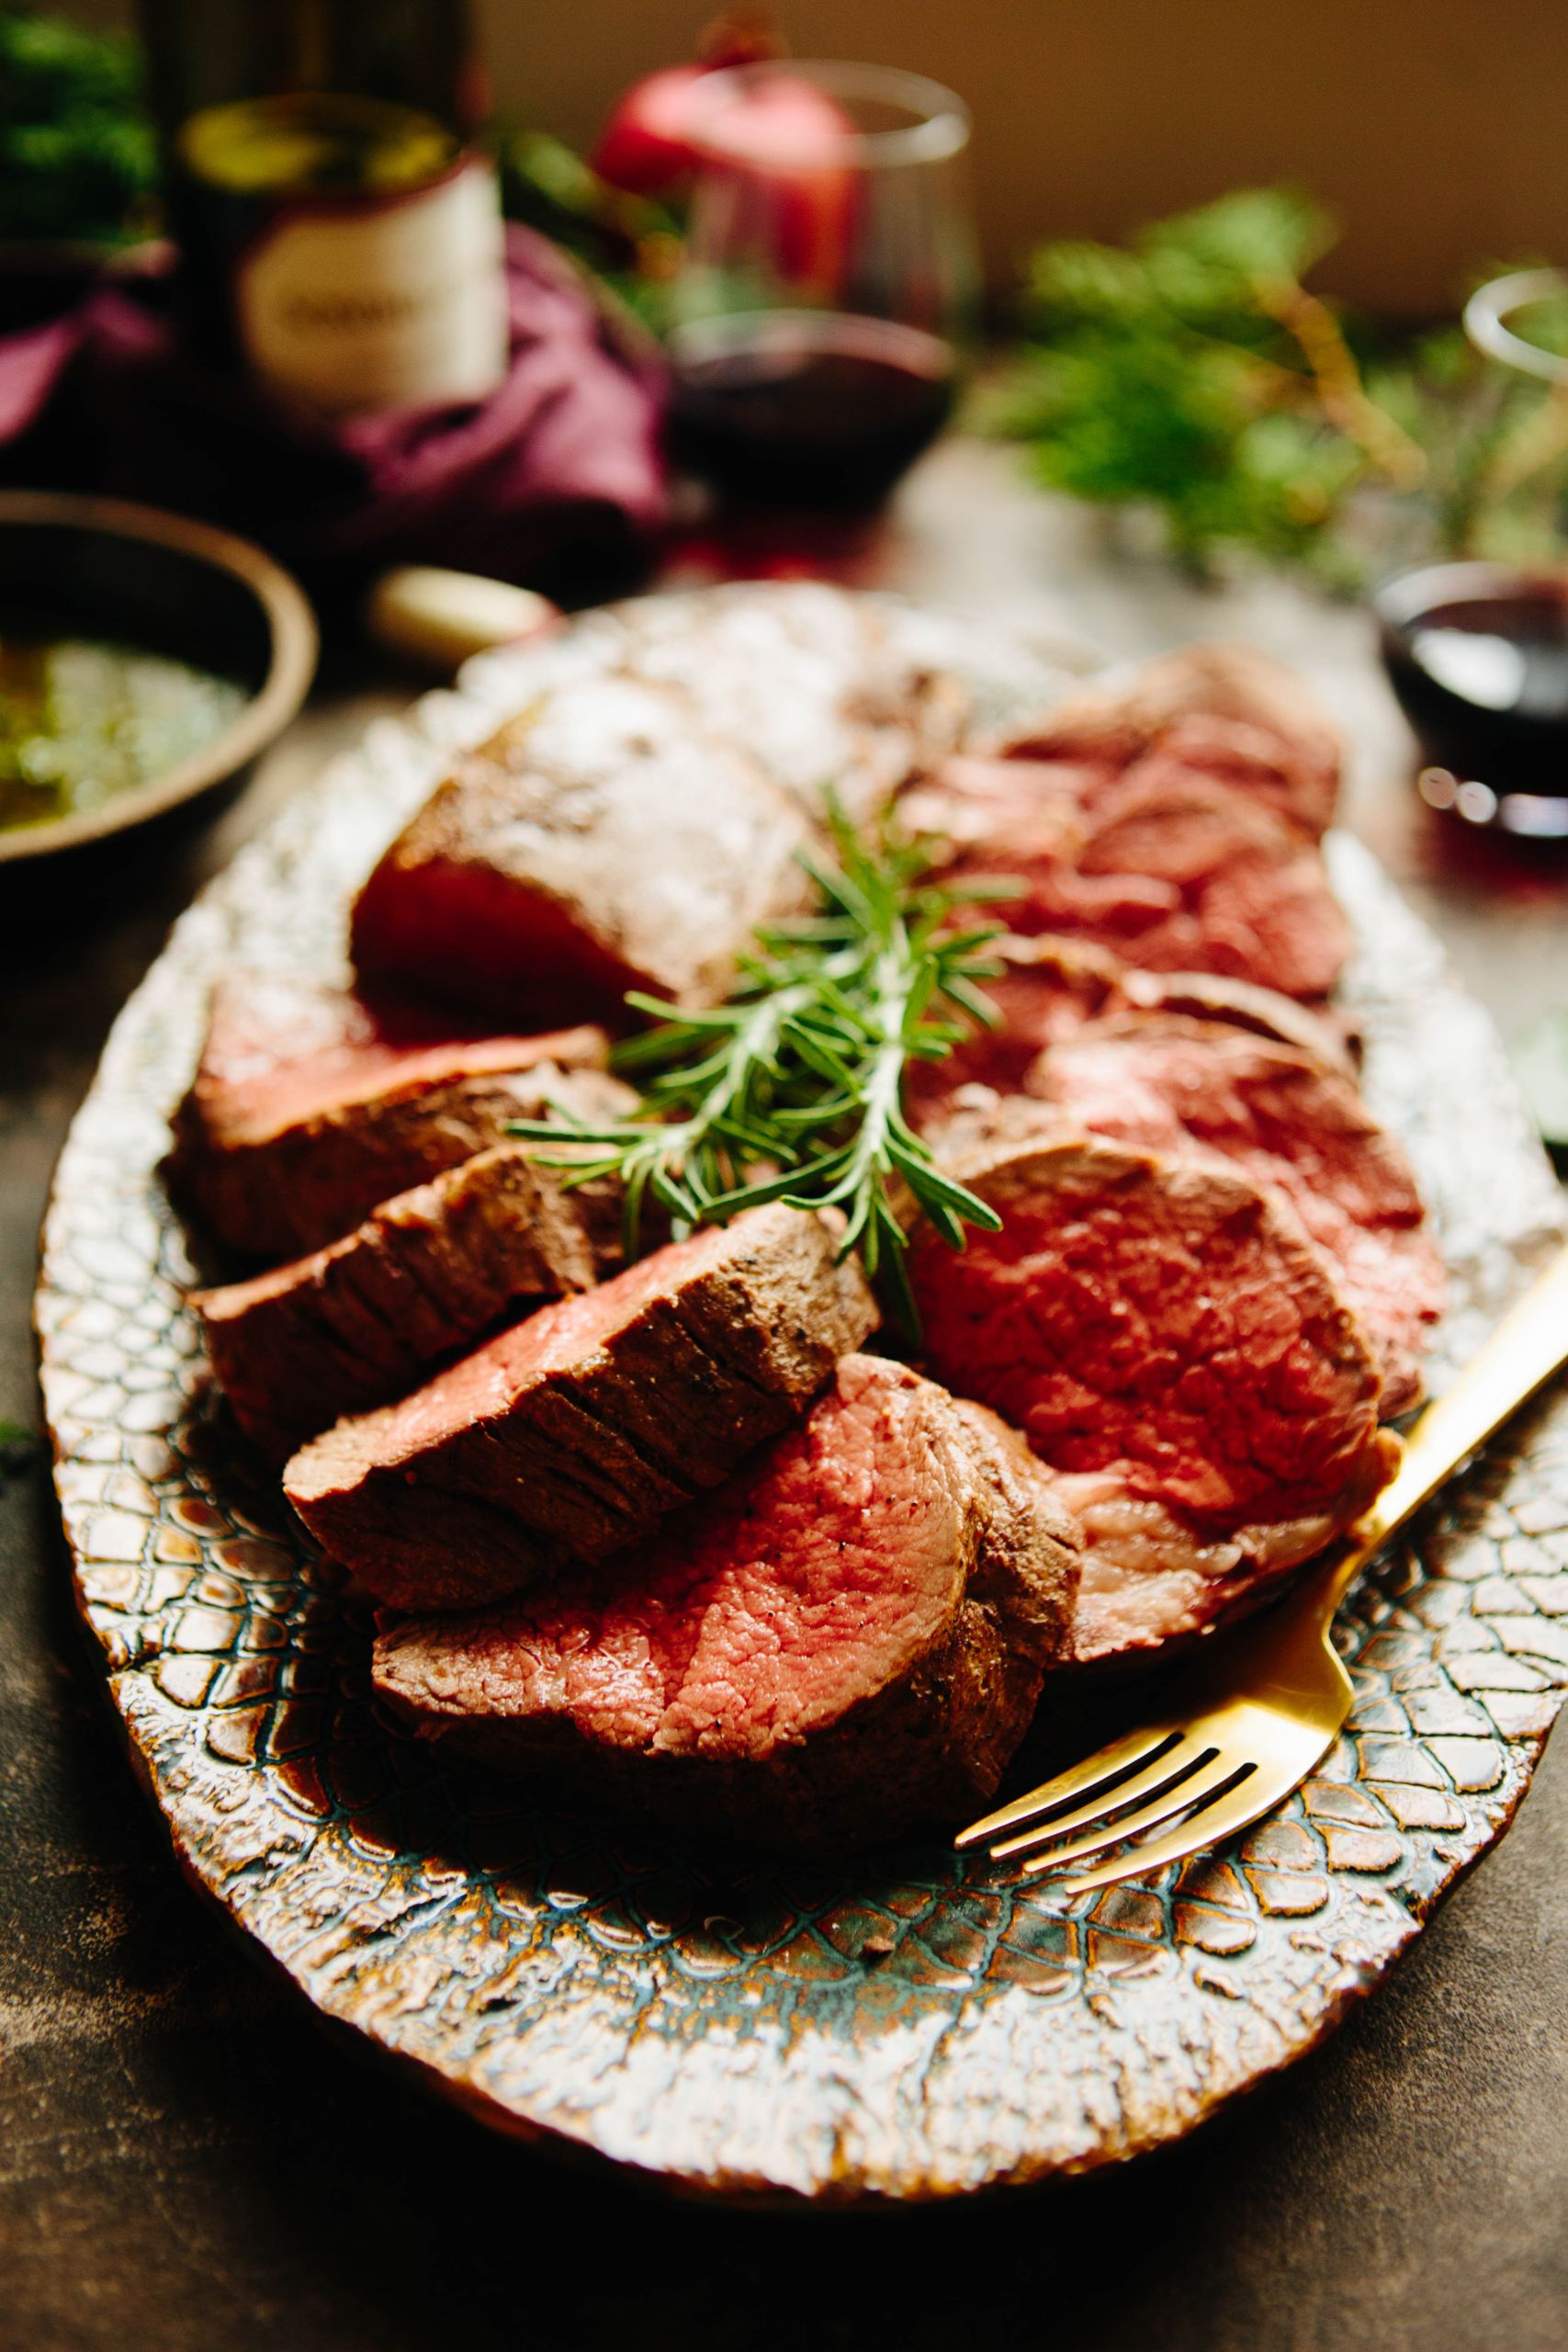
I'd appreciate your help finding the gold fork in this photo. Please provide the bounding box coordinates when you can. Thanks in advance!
[956,1241,1568,1894]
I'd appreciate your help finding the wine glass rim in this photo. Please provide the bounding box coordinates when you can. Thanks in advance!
[684,60,972,167]
[1464,267,1568,386]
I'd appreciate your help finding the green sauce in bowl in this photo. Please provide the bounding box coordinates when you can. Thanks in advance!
[0,635,248,833]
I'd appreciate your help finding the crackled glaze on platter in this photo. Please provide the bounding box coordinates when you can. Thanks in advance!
[35,593,1568,2200]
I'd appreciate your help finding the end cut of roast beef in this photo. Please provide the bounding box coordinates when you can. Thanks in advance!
[373,1354,1080,1851]
[908,1137,1396,1666]
[286,1204,879,1612]
[195,1143,600,1458]
[167,974,618,1261]
[350,674,816,1024]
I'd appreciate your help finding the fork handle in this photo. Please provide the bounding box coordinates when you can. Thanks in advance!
[1317,1238,1568,1628]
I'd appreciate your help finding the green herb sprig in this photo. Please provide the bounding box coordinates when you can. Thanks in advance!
[511,808,1012,1334]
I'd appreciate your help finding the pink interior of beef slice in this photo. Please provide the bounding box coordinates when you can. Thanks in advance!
[998,641,1342,840]
[167,972,619,1262]
[350,673,816,1026]
[372,1355,1080,1851]
[1024,1015,1444,1417]
[904,752,1349,1001]
[285,1204,879,1614]
[195,1142,600,1459]
[908,1137,1398,1667]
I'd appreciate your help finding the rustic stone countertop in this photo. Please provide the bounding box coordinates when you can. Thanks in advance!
[4,443,1568,2350]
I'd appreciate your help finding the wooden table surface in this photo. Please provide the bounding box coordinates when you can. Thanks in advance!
[5,443,1568,2352]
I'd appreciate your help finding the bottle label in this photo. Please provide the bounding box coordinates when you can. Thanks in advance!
[236,159,509,416]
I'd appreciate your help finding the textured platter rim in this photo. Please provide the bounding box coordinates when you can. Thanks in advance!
[35,587,1568,2202]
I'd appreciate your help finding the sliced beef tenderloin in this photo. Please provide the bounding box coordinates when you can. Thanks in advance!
[904,934,1124,1136]
[373,1354,1080,1851]
[1113,968,1359,1079]
[906,752,1349,1001]
[1000,641,1342,839]
[286,1204,878,1612]
[167,974,620,1261]
[908,1137,1397,1667]
[195,1144,600,1458]
[350,673,816,1026]
[905,936,1357,1142]
[1024,1015,1444,1415]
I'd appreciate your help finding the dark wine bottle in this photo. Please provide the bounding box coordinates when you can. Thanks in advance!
[138,0,508,415]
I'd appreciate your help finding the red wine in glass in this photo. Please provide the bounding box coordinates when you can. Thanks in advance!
[668,311,958,511]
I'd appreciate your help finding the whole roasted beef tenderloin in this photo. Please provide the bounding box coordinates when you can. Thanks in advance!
[195,1143,600,1458]
[166,974,618,1262]
[908,1137,1397,1667]
[373,1355,1080,1852]
[351,673,815,1025]
[286,1204,878,1611]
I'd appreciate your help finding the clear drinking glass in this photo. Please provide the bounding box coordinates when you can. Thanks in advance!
[666,62,976,513]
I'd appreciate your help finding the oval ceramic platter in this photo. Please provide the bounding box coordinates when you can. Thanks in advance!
[36,590,1568,2203]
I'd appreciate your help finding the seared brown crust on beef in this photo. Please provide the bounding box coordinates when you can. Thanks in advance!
[1001,642,1342,839]
[372,1356,1080,1851]
[350,674,816,1024]
[908,1138,1396,1660]
[286,1204,879,1612]
[1024,1015,1444,1415]
[904,752,1349,1001]
[195,1145,600,1458]
[593,580,969,823]
[166,975,617,1261]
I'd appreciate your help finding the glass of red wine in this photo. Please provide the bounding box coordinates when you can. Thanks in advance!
[667,62,976,514]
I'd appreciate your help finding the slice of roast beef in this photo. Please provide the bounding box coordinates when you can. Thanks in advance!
[167,974,619,1261]
[195,1143,600,1458]
[903,933,1357,1140]
[903,934,1125,1136]
[286,1204,879,1612]
[1023,1015,1444,1415]
[904,753,1349,1001]
[1000,641,1342,839]
[372,1355,1080,1851]
[908,1137,1397,1666]
[350,673,816,1024]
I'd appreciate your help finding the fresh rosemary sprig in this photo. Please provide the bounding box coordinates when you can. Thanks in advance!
[510,807,1013,1334]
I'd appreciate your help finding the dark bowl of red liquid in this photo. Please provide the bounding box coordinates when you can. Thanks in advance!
[1375,561,1568,836]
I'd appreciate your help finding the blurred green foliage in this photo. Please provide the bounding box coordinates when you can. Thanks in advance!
[0,7,158,243]
[989,187,1568,582]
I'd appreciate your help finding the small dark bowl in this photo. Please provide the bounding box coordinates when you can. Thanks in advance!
[0,490,317,885]
[1374,560,1568,836]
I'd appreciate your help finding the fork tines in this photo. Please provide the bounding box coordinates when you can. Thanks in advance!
[956,1724,1258,1885]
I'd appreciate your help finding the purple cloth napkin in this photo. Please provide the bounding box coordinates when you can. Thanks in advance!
[0,228,669,610]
